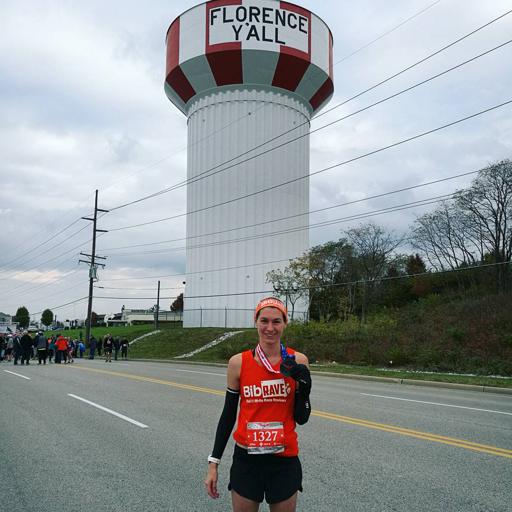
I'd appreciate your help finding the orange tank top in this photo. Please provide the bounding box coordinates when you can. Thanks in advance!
[233,348,298,457]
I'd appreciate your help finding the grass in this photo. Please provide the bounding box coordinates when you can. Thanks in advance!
[128,327,242,359]
[126,327,512,388]
[309,363,512,388]
[45,323,512,388]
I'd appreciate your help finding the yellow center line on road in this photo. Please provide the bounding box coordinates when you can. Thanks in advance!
[312,410,512,459]
[68,365,225,397]
[68,365,512,459]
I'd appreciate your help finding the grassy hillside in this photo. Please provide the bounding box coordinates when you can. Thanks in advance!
[128,327,241,359]
[56,294,512,386]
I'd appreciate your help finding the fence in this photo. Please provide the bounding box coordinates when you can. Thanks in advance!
[183,308,308,328]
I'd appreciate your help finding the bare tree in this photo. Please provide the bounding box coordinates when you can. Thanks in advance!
[411,160,512,291]
[454,160,512,291]
[411,201,482,271]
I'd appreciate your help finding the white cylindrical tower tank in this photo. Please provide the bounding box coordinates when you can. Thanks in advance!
[165,0,334,327]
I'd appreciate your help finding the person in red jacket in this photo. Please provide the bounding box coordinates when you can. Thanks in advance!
[204,297,312,512]
[54,335,68,364]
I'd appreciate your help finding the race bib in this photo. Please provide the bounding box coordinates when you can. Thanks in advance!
[246,421,284,454]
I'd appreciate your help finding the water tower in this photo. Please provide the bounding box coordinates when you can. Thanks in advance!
[165,0,333,327]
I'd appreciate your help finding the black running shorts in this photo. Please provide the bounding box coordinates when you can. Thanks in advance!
[228,445,302,504]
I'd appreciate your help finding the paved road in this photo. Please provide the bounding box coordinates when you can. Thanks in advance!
[1,358,510,512]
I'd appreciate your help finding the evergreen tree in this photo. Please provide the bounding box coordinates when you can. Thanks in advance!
[15,306,30,328]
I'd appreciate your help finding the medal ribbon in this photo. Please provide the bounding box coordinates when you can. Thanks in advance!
[256,343,289,375]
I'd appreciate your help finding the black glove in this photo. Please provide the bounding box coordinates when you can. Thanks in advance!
[280,358,311,395]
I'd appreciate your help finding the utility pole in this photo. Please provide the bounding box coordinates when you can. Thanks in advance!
[154,280,161,330]
[79,190,108,344]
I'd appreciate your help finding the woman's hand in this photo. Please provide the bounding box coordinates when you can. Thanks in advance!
[204,463,220,499]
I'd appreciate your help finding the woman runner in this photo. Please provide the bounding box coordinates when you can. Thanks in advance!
[205,297,312,512]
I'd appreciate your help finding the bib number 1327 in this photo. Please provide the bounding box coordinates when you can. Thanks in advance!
[246,421,284,454]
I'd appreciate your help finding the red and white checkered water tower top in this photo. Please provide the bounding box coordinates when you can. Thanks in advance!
[165,0,333,116]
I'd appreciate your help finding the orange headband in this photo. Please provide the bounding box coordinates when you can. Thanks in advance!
[254,297,288,323]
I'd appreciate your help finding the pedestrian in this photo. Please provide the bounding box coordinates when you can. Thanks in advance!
[13,334,22,365]
[113,337,120,361]
[35,331,48,365]
[78,340,85,358]
[0,336,5,362]
[48,336,55,363]
[66,339,75,364]
[97,336,103,357]
[5,335,14,362]
[103,334,113,363]
[204,297,312,511]
[20,331,33,365]
[89,336,97,359]
[55,334,68,364]
[120,337,129,360]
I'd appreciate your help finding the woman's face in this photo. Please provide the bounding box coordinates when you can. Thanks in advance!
[256,307,286,344]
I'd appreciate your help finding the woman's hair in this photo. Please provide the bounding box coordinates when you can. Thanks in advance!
[254,297,288,323]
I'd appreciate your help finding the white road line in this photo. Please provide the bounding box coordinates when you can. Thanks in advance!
[175,369,225,377]
[3,370,31,380]
[361,393,512,416]
[68,394,149,428]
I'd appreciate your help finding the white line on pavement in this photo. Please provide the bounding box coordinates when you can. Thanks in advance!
[175,369,225,377]
[3,370,31,380]
[361,393,512,416]
[68,393,149,428]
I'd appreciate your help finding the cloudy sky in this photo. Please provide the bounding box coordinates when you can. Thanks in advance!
[1,0,511,323]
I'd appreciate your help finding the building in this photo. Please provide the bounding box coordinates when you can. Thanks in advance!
[0,312,17,334]
[165,0,334,327]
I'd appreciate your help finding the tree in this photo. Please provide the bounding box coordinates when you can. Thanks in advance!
[266,264,308,320]
[347,222,402,322]
[90,311,98,327]
[301,239,357,321]
[411,160,512,292]
[15,306,30,328]
[454,160,512,292]
[170,293,184,312]
[41,309,54,327]
[411,201,483,271]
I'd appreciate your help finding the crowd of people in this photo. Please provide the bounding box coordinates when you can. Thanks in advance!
[0,331,129,365]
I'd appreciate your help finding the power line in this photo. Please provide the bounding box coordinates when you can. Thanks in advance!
[102,169,479,251]
[99,258,294,282]
[95,296,179,300]
[94,285,184,291]
[107,10,512,212]
[30,296,89,316]
[5,265,85,302]
[0,233,105,293]
[334,0,443,65]
[23,260,510,314]
[0,218,87,280]
[105,193,453,258]
[181,260,512,299]
[105,98,512,234]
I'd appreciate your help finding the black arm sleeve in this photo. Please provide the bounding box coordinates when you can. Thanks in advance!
[293,366,312,425]
[211,388,240,460]
[294,386,312,425]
